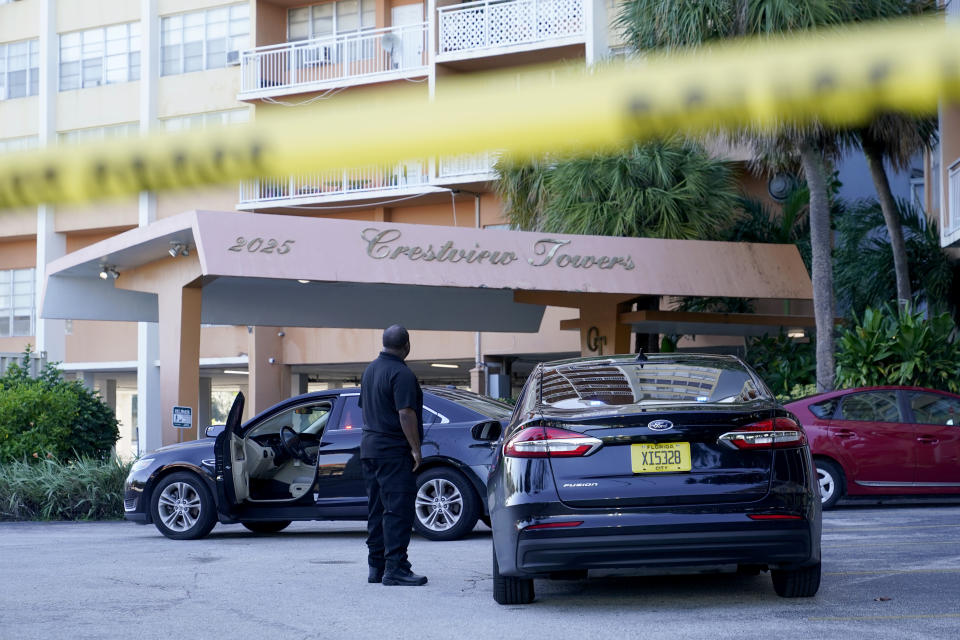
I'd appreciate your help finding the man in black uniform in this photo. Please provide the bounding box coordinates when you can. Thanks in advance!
[358,324,427,586]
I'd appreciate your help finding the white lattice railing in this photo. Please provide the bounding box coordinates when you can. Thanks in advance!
[240,23,428,95]
[238,162,430,205]
[437,151,500,178]
[948,159,960,234]
[437,0,585,56]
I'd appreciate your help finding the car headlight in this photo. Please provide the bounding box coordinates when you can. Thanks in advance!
[129,457,155,473]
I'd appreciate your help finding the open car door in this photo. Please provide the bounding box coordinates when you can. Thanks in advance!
[214,392,246,519]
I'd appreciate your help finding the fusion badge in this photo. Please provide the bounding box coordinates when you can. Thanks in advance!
[647,419,674,431]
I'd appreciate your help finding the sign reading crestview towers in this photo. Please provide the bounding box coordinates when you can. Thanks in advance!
[361,228,636,270]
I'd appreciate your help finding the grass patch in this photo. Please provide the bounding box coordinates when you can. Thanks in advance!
[0,456,133,521]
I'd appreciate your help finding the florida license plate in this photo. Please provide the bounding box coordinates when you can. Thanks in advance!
[631,442,692,473]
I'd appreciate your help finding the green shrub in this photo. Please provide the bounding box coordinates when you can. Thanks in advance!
[835,304,960,392]
[0,348,119,462]
[0,456,132,521]
[744,332,816,399]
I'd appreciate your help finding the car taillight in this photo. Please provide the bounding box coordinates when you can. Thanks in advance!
[718,417,807,450]
[503,426,603,458]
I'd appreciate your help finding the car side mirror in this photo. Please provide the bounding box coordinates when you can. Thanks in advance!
[205,425,225,438]
[471,420,502,442]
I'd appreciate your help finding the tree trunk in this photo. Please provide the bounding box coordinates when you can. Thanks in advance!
[799,141,836,392]
[862,133,912,306]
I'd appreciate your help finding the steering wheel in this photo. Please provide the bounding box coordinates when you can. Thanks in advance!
[280,426,313,464]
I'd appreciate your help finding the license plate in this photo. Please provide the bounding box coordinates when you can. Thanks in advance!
[631,442,691,473]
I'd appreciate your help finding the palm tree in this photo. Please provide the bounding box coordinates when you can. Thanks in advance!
[616,0,915,391]
[854,114,939,304]
[834,197,955,319]
[496,139,740,239]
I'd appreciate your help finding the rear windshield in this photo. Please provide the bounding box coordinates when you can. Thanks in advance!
[533,358,769,410]
[426,387,514,419]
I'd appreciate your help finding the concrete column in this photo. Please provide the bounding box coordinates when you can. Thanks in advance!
[136,0,161,455]
[248,327,284,415]
[156,285,202,444]
[427,0,437,100]
[469,366,486,395]
[104,379,117,411]
[578,301,633,357]
[198,376,212,433]
[584,0,609,66]
[80,371,96,391]
[137,322,162,455]
[290,372,309,397]
[35,0,65,363]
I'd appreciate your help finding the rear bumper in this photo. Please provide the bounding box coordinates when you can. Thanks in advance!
[498,512,819,577]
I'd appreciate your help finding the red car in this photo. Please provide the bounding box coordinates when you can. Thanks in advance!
[785,386,960,508]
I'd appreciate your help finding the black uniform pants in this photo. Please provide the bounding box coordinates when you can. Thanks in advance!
[362,456,416,573]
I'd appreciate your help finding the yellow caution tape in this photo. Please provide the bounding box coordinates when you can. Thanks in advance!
[0,17,958,210]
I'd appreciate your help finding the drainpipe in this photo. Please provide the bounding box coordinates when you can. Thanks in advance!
[472,192,486,394]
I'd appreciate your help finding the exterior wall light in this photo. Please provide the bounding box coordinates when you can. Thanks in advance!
[786,329,805,339]
[99,265,119,280]
[169,241,190,257]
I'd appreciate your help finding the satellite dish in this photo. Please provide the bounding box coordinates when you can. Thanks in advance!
[381,31,401,56]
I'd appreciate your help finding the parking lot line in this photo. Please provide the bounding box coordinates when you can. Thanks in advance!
[823,524,960,533]
[824,569,960,576]
[824,540,960,549]
[809,614,960,622]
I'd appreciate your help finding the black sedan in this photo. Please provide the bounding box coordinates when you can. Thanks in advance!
[124,387,510,541]
[488,354,822,604]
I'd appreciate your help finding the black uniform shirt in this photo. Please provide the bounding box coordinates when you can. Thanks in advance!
[358,351,423,459]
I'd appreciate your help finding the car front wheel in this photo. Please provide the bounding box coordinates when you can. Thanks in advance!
[150,471,217,540]
[815,459,844,510]
[413,468,479,541]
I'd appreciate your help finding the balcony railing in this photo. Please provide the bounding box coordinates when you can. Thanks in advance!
[437,0,586,58]
[240,23,428,97]
[238,162,430,206]
[949,159,960,234]
[437,151,500,179]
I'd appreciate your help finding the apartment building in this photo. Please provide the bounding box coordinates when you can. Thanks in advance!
[936,0,960,247]
[1,0,816,458]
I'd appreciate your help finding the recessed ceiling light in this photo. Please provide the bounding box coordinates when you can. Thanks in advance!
[430,363,459,369]
[297,279,311,284]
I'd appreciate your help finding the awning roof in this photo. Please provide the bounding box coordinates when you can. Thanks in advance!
[42,210,812,332]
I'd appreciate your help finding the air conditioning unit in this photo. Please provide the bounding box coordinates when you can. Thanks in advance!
[226,50,240,66]
[300,46,333,66]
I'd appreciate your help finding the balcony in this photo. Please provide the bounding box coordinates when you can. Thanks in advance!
[437,0,586,63]
[436,151,500,183]
[949,159,960,235]
[239,23,428,100]
[238,161,433,208]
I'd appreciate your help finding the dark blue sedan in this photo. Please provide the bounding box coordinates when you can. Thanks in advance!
[124,387,510,541]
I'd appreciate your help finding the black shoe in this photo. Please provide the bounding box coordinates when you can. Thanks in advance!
[368,567,384,584]
[382,569,428,586]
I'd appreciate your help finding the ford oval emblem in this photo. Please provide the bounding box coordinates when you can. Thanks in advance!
[647,420,674,431]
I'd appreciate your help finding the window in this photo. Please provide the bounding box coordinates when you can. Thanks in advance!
[287,0,376,41]
[248,400,334,438]
[0,39,40,100]
[336,394,438,430]
[60,23,140,91]
[809,398,839,419]
[839,391,902,423]
[161,3,249,76]
[0,268,35,337]
[910,392,960,426]
[161,108,249,132]
[59,123,138,146]
[0,135,38,154]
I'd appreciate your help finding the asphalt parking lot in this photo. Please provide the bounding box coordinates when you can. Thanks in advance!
[1,503,958,640]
